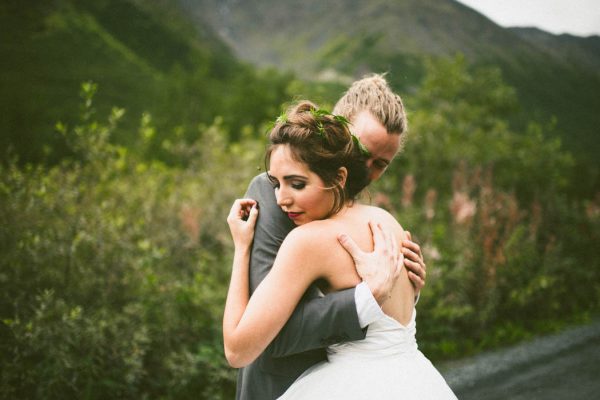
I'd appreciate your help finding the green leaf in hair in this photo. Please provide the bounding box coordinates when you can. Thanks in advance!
[275,112,288,124]
[333,115,351,126]
[266,111,288,134]
[352,134,371,157]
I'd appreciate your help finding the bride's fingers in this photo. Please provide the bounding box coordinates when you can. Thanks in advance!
[243,199,256,211]
[245,203,259,226]
[227,201,241,222]
[228,199,257,222]
[238,199,256,213]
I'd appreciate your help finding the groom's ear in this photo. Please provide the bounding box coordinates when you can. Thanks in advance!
[336,167,348,188]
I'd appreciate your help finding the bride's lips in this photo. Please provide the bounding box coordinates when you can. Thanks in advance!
[286,212,303,220]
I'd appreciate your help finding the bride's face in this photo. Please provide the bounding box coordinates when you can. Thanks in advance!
[268,145,335,226]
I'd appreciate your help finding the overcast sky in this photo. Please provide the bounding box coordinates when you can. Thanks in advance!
[455,0,600,37]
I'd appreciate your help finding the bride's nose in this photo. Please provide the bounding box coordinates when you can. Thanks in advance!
[276,187,292,207]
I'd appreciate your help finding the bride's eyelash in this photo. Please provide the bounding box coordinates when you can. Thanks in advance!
[267,174,280,189]
[292,182,306,190]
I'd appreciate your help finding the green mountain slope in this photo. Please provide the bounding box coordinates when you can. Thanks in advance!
[185,0,600,168]
[0,0,290,163]
[510,28,600,73]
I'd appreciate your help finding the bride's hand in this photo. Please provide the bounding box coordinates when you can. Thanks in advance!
[227,199,259,250]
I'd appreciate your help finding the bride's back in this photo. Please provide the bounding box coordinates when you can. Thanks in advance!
[290,203,415,327]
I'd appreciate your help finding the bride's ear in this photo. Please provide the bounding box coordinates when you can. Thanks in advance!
[336,167,348,188]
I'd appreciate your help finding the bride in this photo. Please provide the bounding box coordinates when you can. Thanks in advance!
[224,101,456,399]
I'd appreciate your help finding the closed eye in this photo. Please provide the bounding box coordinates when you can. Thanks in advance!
[291,182,306,190]
[373,160,389,170]
[267,173,280,189]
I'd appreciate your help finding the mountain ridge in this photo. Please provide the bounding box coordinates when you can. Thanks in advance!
[181,0,599,167]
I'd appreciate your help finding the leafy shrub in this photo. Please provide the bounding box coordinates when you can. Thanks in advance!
[1,83,265,399]
[373,57,600,358]
[2,59,599,398]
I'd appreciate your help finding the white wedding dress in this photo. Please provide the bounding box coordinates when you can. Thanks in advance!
[278,309,457,399]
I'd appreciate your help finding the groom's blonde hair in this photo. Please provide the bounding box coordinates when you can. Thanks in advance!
[333,74,407,136]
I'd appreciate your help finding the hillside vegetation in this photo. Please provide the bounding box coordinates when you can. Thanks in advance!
[189,0,600,194]
[3,59,599,399]
[0,0,292,164]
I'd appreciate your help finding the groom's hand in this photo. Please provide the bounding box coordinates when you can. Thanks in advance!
[402,231,426,297]
[337,221,402,305]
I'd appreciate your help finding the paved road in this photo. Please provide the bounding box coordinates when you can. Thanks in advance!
[438,319,600,399]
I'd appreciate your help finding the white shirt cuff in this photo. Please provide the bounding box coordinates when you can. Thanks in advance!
[354,281,385,328]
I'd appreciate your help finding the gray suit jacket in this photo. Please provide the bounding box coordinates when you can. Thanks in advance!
[235,173,366,400]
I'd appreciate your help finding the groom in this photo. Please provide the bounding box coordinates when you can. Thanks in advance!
[236,75,427,399]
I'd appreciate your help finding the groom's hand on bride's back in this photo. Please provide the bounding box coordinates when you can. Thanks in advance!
[402,231,427,298]
[337,221,402,305]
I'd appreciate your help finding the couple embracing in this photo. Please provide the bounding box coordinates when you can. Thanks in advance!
[224,75,457,399]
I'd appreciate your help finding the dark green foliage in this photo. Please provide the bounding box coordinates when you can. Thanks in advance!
[371,57,600,359]
[0,0,291,165]
[1,85,267,398]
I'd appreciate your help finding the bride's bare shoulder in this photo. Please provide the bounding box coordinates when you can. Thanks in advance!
[352,205,406,242]
[276,221,342,273]
[284,220,340,246]
[279,205,406,254]
[359,204,403,226]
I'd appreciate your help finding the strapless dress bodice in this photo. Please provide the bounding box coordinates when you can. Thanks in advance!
[327,308,418,361]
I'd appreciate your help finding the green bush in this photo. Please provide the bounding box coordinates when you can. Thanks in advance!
[1,83,265,399]
[373,57,600,358]
[2,60,599,398]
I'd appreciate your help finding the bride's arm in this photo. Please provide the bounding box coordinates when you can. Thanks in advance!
[223,198,258,364]
[223,202,323,367]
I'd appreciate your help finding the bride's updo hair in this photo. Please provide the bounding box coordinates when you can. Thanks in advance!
[266,100,370,216]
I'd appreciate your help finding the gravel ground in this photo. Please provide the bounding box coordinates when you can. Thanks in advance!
[437,318,600,399]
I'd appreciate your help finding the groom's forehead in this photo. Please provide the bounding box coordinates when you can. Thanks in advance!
[350,111,388,137]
